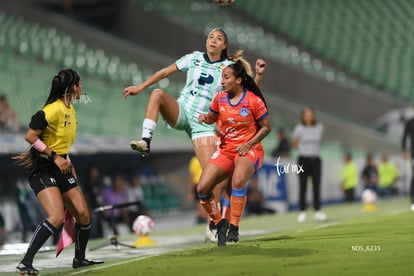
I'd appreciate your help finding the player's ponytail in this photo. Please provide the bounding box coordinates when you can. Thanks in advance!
[228,61,268,108]
[44,68,80,106]
[229,50,253,77]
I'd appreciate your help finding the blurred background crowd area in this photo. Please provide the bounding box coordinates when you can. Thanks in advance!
[0,0,412,241]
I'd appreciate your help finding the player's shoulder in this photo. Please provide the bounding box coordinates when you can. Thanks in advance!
[245,90,262,102]
[216,91,227,99]
[43,100,61,113]
[187,51,204,59]
[43,99,72,116]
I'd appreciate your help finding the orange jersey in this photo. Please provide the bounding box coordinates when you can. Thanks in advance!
[209,89,268,152]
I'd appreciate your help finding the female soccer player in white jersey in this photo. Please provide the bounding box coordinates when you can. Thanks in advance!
[122,28,265,164]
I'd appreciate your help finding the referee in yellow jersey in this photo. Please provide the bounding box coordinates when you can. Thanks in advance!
[14,68,103,275]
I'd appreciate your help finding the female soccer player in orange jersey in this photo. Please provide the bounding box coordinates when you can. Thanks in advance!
[197,61,271,246]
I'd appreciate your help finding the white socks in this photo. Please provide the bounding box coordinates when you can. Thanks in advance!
[142,118,157,140]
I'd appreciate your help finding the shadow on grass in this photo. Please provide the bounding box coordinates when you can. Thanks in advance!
[173,235,316,259]
[250,235,295,242]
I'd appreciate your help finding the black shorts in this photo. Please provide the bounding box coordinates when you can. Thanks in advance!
[29,158,78,195]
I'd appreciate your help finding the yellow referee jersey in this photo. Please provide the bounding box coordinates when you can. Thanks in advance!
[41,99,77,155]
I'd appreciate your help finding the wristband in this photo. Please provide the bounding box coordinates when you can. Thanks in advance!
[49,151,57,161]
[32,138,47,152]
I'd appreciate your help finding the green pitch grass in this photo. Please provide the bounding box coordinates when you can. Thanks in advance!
[5,198,414,276]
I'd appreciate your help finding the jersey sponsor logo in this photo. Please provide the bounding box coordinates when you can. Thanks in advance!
[198,72,214,86]
[189,90,213,101]
[240,107,249,117]
[227,117,236,124]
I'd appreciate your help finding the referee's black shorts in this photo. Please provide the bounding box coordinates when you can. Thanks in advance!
[29,157,78,195]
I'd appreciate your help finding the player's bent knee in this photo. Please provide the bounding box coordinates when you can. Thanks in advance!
[232,177,246,190]
[150,89,166,99]
[76,211,91,225]
[197,189,212,200]
[48,215,64,228]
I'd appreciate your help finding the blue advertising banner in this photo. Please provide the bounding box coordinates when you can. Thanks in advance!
[256,163,287,201]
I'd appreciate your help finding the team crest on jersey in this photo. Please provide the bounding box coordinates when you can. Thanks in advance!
[240,107,249,117]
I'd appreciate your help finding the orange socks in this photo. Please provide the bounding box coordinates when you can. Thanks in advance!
[230,195,247,227]
[200,194,223,225]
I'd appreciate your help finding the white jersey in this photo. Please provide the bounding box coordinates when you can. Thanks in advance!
[176,51,233,117]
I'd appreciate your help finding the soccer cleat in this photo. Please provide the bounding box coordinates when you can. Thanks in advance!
[227,224,239,243]
[72,258,104,269]
[205,221,217,243]
[216,219,229,246]
[297,212,306,223]
[411,204,414,211]
[314,211,327,221]
[130,138,150,157]
[16,263,39,275]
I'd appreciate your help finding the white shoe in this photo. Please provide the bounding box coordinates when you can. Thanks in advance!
[314,211,327,221]
[297,212,306,222]
[411,204,414,211]
[130,139,150,157]
[205,222,217,243]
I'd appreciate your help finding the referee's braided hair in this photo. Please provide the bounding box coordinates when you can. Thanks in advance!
[227,61,268,108]
[44,68,80,106]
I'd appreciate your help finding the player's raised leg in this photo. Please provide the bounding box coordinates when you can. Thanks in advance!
[130,89,179,157]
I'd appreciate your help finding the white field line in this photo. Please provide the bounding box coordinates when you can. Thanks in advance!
[68,255,154,275]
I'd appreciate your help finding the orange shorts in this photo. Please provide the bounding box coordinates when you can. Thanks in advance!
[209,147,264,175]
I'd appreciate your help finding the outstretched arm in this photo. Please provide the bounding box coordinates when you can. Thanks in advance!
[123,63,179,98]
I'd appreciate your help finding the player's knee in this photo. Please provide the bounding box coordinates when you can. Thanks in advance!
[48,214,64,228]
[150,89,166,100]
[197,185,211,198]
[76,210,91,225]
[232,176,246,190]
